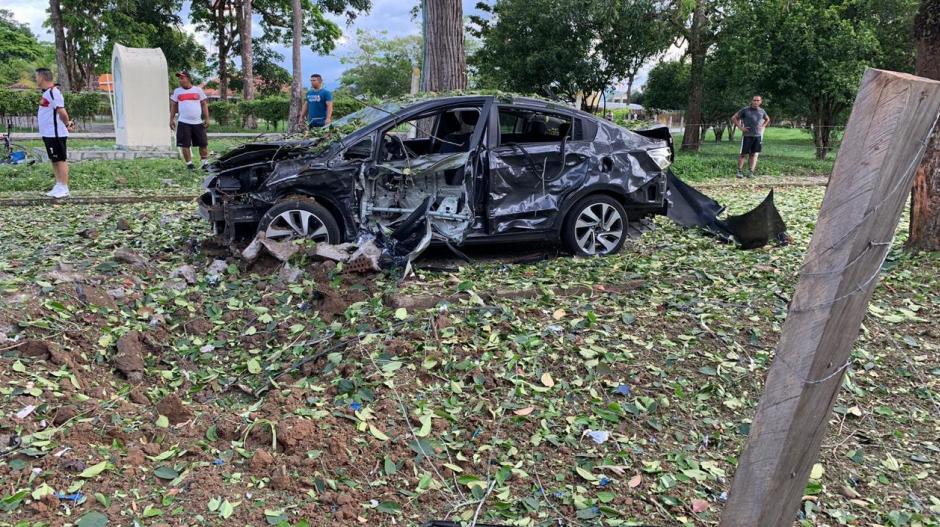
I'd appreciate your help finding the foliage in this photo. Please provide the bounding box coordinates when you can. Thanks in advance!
[718,0,918,158]
[239,97,291,129]
[0,10,54,87]
[51,0,206,90]
[0,178,936,525]
[209,101,239,127]
[339,30,422,99]
[643,61,690,112]
[469,0,672,103]
[0,89,36,118]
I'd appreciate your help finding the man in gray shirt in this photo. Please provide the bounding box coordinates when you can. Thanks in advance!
[732,95,771,178]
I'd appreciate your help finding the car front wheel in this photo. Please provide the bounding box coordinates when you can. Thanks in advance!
[257,198,340,244]
[563,195,627,256]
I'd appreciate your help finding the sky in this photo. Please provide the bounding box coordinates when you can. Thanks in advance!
[5,0,669,92]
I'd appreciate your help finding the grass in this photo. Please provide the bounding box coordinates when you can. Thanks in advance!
[0,186,936,526]
[673,128,839,182]
[0,127,834,194]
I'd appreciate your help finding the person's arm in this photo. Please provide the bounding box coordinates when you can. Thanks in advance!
[56,106,75,132]
[732,110,750,132]
[762,112,771,128]
[299,99,308,125]
[325,101,333,125]
[170,99,178,130]
[201,99,210,129]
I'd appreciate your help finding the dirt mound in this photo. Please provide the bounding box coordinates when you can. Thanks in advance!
[155,394,193,425]
[277,417,317,454]
[113,331,148,381]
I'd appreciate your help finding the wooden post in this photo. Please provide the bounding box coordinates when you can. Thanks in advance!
[719,69,940,527]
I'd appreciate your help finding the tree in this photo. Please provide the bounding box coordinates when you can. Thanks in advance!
[725,0,916,159]
[643,60,689,111]
[190,0,238,100]
[287,0,303,132]
[0,10,53,87]
[48,0,70,90]
[422,0,467,91]
[339,30,421,98]
[595,0,671,107]
[908,0,940,250]
[663,0,726,152]
[45,0,205,91]
[470,0,671,106]
[238,0,255,125]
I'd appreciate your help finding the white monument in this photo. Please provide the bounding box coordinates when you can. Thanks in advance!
[111,44,172,149]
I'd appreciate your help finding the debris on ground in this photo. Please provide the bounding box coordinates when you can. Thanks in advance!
[241,232,298,262]
[113,331,148,382]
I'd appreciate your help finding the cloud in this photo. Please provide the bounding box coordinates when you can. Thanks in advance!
[5,0,53,41]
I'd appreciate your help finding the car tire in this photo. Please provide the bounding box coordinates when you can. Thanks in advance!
[257,198,341,244]
[562,195,628,256]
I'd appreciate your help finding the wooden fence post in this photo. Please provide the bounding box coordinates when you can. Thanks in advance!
[719,69,940,527]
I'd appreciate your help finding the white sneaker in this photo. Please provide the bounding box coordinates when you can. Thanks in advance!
[48,185,69,198]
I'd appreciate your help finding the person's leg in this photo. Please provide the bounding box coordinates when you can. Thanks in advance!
[194,125,209,167]
[749,153,759,173]
[54,161,69,186]
[738,154,747,171]
[177,123,193,166]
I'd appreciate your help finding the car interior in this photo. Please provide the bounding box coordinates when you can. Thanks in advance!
[380,106,482,161]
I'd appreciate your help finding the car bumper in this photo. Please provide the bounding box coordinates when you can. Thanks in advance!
[198,191,265,236]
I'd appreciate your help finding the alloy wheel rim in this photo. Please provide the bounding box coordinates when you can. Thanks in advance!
[265,209,330,242]
[574,203,624,255]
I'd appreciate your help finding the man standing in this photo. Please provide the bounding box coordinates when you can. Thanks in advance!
[169,71,210,170]
[36,68,75,198]
[732,95,771,178]
[298,74,333,129]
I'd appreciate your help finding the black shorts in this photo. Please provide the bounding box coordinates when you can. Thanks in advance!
[42,137,68,163]
[176,122,208,148]
[740,136,762,155]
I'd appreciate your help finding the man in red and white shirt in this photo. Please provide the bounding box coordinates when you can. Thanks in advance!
[169,71,210,170]
[36,68,75,198]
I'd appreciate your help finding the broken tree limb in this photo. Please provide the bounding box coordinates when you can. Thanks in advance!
[719,69,940,527]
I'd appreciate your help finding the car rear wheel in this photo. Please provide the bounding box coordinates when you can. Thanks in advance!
[257,198,340,244]
[563,195,627,256]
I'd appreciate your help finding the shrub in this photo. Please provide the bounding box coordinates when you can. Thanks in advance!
[208,100,238,127]
[0,89,35,118]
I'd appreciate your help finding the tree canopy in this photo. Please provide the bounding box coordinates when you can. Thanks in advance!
[339,30,421,98]
[0,9,54,87]
[469,0,672,104]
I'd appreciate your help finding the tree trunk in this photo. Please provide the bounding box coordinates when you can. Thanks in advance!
[217,1,229,101]
[681,0,706,152]
[625,75,634,107]
[238,0,256,128]
[49,0,70,91]
[908,0,940,250]
[727,119,737,141]
[422,0,468,92]
[714,122,725,142]
[287,0,304,133]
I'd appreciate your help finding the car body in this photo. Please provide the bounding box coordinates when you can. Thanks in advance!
[198,95,675,257]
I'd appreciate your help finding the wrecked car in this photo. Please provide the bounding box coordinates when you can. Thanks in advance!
[198,95,677,258]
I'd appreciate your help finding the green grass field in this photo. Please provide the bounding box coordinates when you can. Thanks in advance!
[0,128,835,194]
[673,127,838,182]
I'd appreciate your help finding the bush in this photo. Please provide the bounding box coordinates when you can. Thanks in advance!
[0,89,35,118]
[68,92,108,122]
[208,100,238,127]
[238,97,290,130]
[332,94,365,119]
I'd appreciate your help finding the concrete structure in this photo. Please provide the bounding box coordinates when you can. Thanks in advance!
[111,44,172,150]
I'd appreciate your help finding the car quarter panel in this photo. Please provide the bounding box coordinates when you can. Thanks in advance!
[487,111,667,235]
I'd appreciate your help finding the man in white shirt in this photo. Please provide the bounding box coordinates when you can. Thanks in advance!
[169,71,210,170]
[36,68,75,198]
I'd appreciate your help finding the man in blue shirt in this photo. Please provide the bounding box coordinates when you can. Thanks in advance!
[299,74,333,129]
